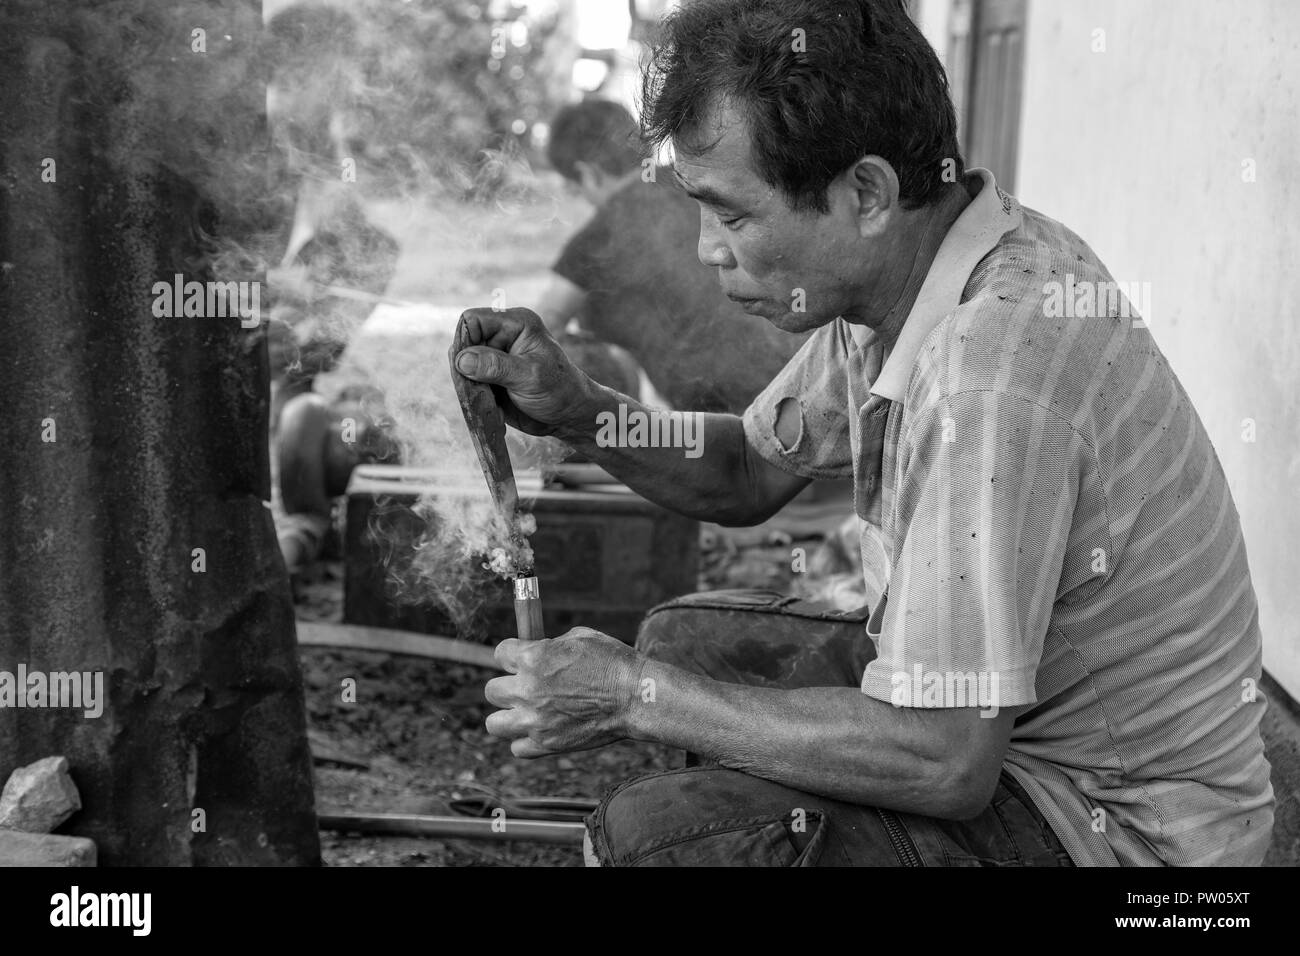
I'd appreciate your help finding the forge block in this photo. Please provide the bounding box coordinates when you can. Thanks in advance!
[344,466,700,643]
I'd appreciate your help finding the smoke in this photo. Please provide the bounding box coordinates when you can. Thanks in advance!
[258,0,576,635]
[351,314,571,633]
[2,0,581,632]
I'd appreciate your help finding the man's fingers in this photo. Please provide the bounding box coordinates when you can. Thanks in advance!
[458,307,541,351]
[483,674,522,708]
[494,638,521,673]
[487,709,560,756]
[555,626,604,641]
[455,345,533,388]
[511,737,554,759]
[485,705,531,739]
[457,307,516,346]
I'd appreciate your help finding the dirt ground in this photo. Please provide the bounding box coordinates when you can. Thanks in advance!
[295,524,817,867]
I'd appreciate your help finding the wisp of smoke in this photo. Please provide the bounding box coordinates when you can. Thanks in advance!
[345,312,569,634]
[3,0,577,635]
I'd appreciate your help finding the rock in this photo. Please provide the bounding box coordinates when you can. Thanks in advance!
[0,830,96,867]
[0,756,82,834]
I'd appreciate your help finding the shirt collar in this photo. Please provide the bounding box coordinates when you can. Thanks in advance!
[850,168,1023,402]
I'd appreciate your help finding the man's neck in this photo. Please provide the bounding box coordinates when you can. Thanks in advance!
[858,183,973,349]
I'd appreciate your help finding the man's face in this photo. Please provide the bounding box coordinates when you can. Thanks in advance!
[672,102,871,334]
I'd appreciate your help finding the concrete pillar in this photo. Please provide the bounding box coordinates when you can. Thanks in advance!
[0,2,319,864]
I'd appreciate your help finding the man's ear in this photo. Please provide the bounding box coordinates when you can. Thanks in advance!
[846,156,900,239]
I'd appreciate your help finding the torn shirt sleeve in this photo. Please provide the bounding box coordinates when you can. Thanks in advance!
[742,320,854,480]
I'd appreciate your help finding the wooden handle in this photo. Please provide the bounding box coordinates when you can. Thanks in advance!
[449,317,519,518]
[513,577,545,641]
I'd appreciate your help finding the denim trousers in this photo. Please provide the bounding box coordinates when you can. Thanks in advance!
[585,589,1074,867]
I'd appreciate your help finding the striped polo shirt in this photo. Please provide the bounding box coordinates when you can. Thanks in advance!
[743,169,1274,866]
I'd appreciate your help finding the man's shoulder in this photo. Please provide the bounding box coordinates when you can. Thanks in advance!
[971,205,1117,312]
[907,212,1142,428]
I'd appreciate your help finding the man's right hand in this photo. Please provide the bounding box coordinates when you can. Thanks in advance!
[454,307,596,438]
[455,309,811,528]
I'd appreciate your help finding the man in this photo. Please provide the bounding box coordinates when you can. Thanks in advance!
[538,99,807,413]
[457,0,1274,866]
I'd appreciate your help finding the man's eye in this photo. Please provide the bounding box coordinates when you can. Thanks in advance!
[721,215,744,230]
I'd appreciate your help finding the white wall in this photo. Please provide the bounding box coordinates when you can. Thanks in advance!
[916,0,952,64]
[1014,0,1300,699]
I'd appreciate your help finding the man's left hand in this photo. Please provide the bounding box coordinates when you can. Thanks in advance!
[484,628,644,758]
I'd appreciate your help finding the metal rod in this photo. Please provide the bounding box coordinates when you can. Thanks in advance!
[296,621,502,670]
[318,812,585,845]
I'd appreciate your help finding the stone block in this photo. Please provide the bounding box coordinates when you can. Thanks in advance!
[0,755,81,833]
[0,830,96,867]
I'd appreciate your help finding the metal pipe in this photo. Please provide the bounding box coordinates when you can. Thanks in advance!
[296,621,501,669]
[319,812,585,845]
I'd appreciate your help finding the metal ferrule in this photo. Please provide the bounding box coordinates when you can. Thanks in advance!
[514,576,540,600]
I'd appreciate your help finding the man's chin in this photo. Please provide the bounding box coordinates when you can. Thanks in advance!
[736,300,830,334]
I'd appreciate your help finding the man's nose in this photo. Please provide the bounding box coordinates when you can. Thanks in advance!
[697,209,736,269]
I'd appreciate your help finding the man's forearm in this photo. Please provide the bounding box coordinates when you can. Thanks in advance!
[556,381,768,525]
[626,657,1002,819]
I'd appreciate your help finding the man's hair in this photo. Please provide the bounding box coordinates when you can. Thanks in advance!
[641,0,963,212]
[547,100,644,182]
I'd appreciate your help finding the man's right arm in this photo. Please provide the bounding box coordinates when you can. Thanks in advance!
[558,381,809,526]
[453,308,809,527]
